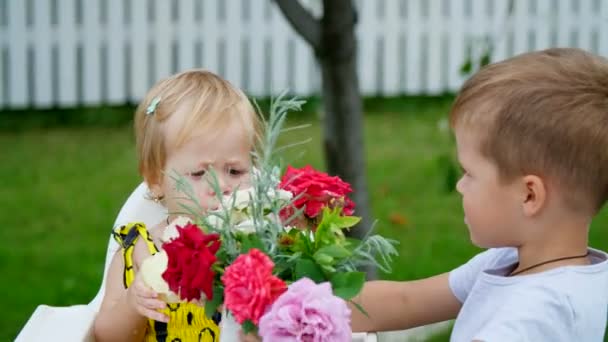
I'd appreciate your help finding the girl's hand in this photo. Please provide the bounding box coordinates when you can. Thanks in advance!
[239,330,262,342]
[127,273,169,322]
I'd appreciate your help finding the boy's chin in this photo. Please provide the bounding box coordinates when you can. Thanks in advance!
[469,234,507,249]
[468,230,497,249]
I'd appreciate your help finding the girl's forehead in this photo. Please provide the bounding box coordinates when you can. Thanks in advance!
[165,112,252,150]
[167,122,252,160]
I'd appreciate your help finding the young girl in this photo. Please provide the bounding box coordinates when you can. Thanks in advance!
[93,70,262,342]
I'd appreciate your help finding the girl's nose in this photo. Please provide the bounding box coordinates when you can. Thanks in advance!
[207,177,232,196]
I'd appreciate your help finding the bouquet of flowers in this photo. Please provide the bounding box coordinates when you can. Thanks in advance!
[140,95,398,341]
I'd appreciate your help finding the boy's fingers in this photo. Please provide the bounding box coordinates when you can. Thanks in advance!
[239,330,262,342]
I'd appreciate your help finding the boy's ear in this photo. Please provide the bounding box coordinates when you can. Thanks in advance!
[521,175,546,217]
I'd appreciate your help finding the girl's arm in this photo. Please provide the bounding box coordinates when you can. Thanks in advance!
[350,272,461,332]
[93,250,167,342]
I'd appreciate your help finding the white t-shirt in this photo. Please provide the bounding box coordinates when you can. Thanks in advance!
[449,247,608,342]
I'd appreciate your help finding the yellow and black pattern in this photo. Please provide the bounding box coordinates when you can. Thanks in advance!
[112,222,221,342]
[113,222,159,288]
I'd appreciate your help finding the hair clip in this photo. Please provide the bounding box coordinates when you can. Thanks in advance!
[146,97,161,115]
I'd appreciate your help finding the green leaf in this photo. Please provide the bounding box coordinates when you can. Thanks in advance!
[291,230,314,255]
[330,271,365,300]
[204,286,224,319]
[295,258,326,283]
[240,233,265,253]
[348,300,370,318]
[320,264,336,273]
[241,319,257,335]
[334,215,361,229]
[460,59,472,75]
[344,237,361,251]
[315,245,352,259]
[480,49,492,67]
[313,252,334,265]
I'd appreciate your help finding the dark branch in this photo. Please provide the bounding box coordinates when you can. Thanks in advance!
[274,0,321,50]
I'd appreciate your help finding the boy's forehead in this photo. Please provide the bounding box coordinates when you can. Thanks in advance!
[454,128,484,159]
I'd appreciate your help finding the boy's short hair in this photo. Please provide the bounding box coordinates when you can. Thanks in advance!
[449,48,608,213]
[134,69,262,186]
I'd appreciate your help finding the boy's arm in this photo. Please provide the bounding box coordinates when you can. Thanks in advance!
[93,251,148,342]
[351,272,461,332]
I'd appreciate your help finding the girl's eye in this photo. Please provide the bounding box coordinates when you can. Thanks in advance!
[229,168,245,176]
[190,169,206,178]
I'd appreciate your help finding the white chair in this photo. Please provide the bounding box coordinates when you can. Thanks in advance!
[16,183,166,342]
[16,182,377,341]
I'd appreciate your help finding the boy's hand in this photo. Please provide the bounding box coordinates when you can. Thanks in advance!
[127,273,169,322]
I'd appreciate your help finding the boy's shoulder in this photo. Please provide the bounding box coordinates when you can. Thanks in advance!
[451,248,608,341]
[450,247,608,306]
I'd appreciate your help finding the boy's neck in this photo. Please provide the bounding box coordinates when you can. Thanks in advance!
[514,217,590,275]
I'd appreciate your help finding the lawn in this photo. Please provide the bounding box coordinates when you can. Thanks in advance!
[1,97,607,341]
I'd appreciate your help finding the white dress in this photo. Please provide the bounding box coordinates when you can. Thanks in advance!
[16,182,376,341]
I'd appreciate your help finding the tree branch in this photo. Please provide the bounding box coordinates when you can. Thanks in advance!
[274,0,321,50]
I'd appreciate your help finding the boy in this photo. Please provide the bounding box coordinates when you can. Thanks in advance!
[352,48,608,341]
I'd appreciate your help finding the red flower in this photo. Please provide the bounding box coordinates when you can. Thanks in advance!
[161,223,221,302]
[279,165,355,221]
[221,249,287,325]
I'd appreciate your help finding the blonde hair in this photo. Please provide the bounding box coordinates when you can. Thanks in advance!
[449,48,608,213]
[134,69,262,186]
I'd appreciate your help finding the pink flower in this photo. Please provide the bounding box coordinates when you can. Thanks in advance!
[258,278,352,342]
[221,249,287,325]
[279,165,355,224]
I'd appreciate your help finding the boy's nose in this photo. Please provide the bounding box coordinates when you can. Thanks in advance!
[455,177,464,194]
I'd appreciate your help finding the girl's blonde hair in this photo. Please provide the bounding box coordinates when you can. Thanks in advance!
[134,69,262,186]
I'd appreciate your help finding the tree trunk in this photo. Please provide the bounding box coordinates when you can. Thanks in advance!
[274,0,376,279]
[318,0,375,279]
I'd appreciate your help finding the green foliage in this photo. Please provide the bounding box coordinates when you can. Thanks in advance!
[204,286,224,320]
[330,271,365,300]
[437,154,460,193]
[3,97,608,340]
[241,320,257,335]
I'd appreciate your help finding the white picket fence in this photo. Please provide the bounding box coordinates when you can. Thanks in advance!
[0,0,606,109]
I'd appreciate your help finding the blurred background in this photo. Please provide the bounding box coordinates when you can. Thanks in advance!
[1,0,607,340]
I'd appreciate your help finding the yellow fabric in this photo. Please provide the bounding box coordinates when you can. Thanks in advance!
[113,222,221,342]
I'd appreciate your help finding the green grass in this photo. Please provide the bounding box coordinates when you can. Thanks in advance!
[1,98,607,341]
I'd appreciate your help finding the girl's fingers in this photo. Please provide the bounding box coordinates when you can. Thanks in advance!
[140,307,169,323]
[133,281,157,298]
[138,296,166,311]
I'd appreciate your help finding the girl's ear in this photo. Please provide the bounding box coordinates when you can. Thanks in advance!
[146,172,165,201]
[521,175,547,217]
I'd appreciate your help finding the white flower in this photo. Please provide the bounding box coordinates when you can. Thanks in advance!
[229,188,255,210]
[234,219,257,234]
[161,216,192,242]
[273,189,293,204]
[203,185,293,235]
[205,214,222,229]
[140,251,180,303]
